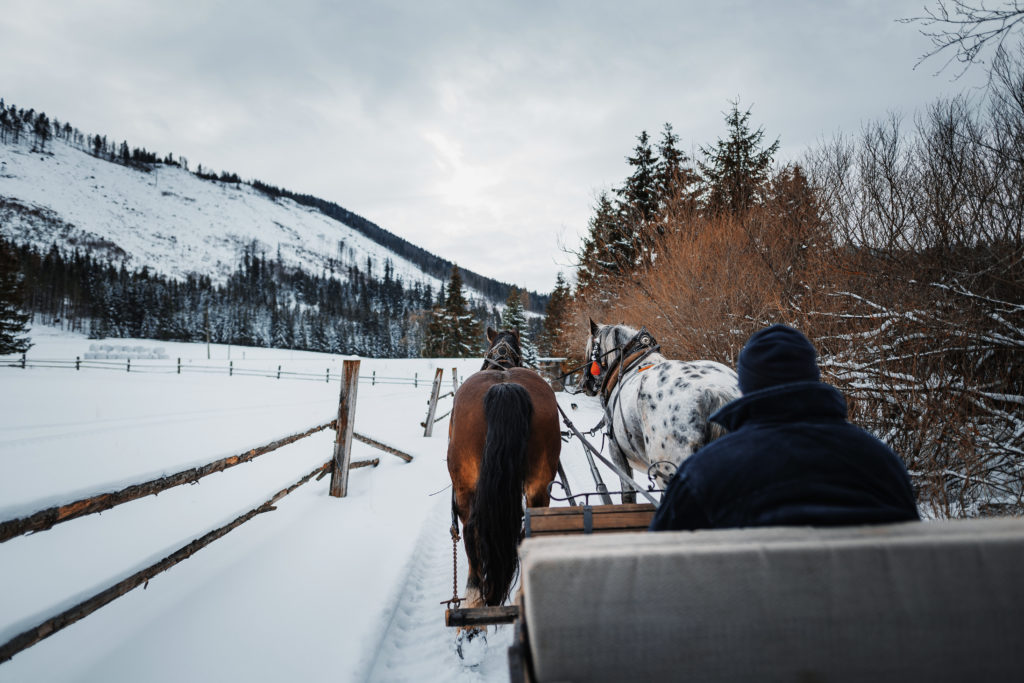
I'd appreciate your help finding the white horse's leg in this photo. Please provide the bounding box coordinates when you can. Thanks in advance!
[609,439,637,504]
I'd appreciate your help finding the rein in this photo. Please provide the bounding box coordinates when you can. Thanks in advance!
[556,401,659,506]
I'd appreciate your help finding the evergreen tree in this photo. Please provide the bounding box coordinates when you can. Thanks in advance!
[422,265,480,357]
[614,130,660,267]
[655,122,699,216]
[500,286,537,366]
[576,191,629,292]
[0,239,33,354]
[617,130,659,225]
[32,112,51,152]
[539,272,571,358]
[698,99,780,216]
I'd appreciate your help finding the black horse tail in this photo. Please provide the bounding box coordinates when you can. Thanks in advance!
[465,382,533,606]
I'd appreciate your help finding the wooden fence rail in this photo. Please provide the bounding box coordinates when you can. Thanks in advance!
[3,356,458,387]
[0,420,337,543]
[0,461,332,664]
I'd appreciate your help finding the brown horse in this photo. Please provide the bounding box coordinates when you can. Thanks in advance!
[447,330,561,658]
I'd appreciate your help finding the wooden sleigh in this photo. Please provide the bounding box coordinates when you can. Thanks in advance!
[447,508,1024,682]
[443,502,656,629]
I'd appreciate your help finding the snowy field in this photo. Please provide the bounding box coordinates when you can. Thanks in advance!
[0,326,621,682]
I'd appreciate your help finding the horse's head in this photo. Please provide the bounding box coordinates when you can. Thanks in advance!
[482,327,522,370]
[578,319,636,396]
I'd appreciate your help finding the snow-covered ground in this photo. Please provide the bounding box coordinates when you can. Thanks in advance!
[0,326,619,682]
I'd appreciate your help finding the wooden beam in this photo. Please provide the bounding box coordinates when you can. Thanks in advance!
[524,504,656,536]
[0,420,335,543]
[352,433,413,463]
[330,360,360,497]
[349,458,379,470]
[445,605,519,627]
[423,368,444,437]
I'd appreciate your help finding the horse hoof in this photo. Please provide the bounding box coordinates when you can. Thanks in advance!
[455,628,487,665]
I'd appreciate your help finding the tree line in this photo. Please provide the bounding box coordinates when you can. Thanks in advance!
[1,233,547,360]
[2,238,445,357]
[553,45,1024,518]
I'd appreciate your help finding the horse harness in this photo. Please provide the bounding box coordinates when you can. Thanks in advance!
[594,327,661,460]
[595,327,661,401]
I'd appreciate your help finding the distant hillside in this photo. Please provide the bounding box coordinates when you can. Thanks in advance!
[0,97,547,312]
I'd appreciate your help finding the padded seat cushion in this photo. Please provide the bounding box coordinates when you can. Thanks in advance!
[519,518,1024,683]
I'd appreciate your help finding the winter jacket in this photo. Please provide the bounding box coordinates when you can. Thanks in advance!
[649,380,920,531]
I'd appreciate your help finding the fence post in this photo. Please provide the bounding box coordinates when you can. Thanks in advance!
[277,365,281,380]
[414,372,418,388]
[330,360,361,498]
[452,367,460,393]
[326,368,330,383]
[230,360,233,377]
[423,368,444,437]
[76,356,80,371]
[372,370,376,386]
[177,358,181,374]
[127,358,130,373]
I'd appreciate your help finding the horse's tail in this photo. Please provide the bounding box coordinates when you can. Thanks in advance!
[465,382,532,606]
[702,387,738,444]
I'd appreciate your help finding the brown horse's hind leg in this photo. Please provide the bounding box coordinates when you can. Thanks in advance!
[456,502,488,660]
[524,452,559,509]
[524,476,551,509]
[452,488,485,613]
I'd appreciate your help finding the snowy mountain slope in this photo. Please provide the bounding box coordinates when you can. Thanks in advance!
[0,138,462,298]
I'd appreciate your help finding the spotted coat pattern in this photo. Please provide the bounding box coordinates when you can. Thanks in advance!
[582,323,740,496]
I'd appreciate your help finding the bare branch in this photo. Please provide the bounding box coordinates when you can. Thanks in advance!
[900,1,1024,78]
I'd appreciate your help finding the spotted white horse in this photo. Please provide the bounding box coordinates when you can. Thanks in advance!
[579,321,740,502]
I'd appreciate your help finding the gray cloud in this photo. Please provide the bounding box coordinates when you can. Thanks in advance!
[1,0,985,292]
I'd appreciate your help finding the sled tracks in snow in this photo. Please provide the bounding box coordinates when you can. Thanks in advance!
[362,494,514,683]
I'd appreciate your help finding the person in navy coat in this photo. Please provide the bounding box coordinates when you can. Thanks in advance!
[649,324,919,531]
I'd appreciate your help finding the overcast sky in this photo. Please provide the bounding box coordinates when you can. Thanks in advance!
[1,1,987,293]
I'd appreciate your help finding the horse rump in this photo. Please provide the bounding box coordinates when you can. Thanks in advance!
[465,382,533,606]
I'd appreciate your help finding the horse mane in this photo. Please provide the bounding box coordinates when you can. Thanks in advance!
[597,323,638,355]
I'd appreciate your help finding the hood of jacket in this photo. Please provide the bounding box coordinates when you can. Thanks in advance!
[710,381,848,432]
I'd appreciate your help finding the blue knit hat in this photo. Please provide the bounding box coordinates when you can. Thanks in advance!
[737,324,820,394]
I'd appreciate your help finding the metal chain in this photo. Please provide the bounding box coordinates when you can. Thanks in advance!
[442,521,462,609]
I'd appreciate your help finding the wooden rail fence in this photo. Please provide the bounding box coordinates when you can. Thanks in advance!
[421,367,460,436]
[4,353,455,387]
[0,359,416,664]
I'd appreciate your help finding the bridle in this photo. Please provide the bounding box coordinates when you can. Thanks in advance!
[590,327,660,403]
[482,335,522,370]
